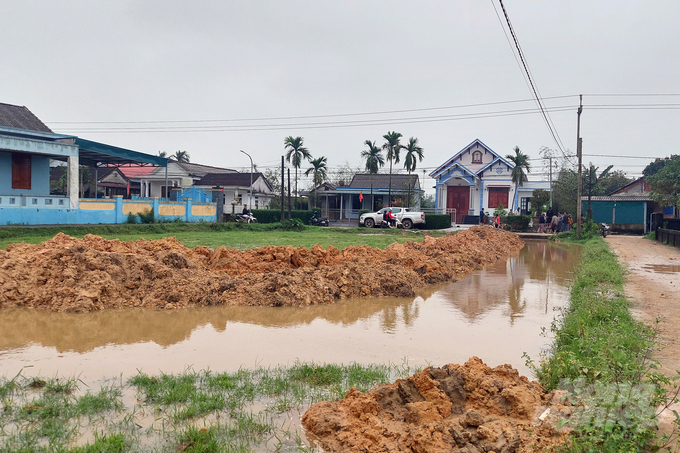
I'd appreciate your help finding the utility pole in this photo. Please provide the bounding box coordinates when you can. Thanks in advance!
[549,156,553,208]
[287,168,292,220]
[576,94,583,239]
[280,156,285,222]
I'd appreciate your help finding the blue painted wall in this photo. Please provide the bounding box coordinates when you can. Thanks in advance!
[0,151,51,196]
[0,196,216,225]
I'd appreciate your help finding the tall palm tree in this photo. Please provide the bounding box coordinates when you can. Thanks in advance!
[361,140,385,174]
[305,156,328,208]
[506,146,531,212]
[284,136,312,205]
[382,131,403,204]
[172,150,190,163]
[402,137,424,207]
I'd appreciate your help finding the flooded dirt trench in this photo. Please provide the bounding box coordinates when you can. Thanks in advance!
[0,241,579,386]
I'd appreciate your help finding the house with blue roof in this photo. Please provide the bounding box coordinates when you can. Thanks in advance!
[0,103,217,225]
[430,139,550,222]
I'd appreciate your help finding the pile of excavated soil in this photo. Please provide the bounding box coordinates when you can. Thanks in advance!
[0,226,523,312]
[303,357,574,453]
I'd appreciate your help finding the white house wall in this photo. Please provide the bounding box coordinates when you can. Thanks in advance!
[432,140,551,215]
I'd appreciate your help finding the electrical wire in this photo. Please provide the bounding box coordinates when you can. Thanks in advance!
[493,0,567,154]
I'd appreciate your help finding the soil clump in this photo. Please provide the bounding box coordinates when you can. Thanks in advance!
[302,357,573,453]
[0,226,523,312]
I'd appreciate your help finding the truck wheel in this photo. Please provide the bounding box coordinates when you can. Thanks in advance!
[402,219,413,230]
[364,218,375,228]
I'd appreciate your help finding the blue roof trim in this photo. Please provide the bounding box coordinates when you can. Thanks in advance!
[75,138,168,166]
[477,156,514,174]
[431,160,478,180]
[0,126,75,141]
[429,138,502,178]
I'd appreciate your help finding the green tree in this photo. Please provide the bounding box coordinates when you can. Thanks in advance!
[171,150,190,162]
[551,167,578,215]
[506,146,531,212]
[530,189,550,216]
[402,137,424,208]
[583,164,613,220]
[361,140,384,174]
[648,155,680,209]
[305,156,328,208]
[284,136,312,203]
[157,151,167,158]
[382,131,403,204]
[643,155,679,177]
[597,169,633,195]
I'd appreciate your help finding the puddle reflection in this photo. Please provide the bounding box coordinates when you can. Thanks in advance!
[0,241,579,382]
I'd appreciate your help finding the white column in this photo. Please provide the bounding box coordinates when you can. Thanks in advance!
[67,156,79,209]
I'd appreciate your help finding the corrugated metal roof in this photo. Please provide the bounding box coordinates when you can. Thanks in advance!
[348,173,420,190]
[176,162,237,177]
[581,195,652,202]
[196,172,265,187]
[75,138,168,167]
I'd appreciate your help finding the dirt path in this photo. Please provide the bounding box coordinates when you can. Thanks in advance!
[606,236,680,377]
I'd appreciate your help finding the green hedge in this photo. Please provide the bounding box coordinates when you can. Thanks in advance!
[422,214,451,230]
[504,215,531,232]
[251,209,315,224]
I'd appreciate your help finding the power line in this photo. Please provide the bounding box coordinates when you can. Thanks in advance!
[493,0,567,154]
[48,96,577,125]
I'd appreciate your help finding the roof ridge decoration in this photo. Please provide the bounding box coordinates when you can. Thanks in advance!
[430,138,509,178]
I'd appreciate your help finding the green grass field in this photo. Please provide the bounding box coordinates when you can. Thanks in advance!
[0,223,445,251]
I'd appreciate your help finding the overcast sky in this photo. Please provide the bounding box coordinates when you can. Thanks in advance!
[2,1,679,191]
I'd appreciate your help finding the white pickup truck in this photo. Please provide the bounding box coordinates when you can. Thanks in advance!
[359,207,426,230]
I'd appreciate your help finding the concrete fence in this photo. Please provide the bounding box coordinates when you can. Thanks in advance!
[0,195,216,225]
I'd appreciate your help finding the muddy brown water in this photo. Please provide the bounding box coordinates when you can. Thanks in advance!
[0,241,579,385]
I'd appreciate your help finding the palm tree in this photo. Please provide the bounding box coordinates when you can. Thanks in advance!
[284,136,312,205]
[382,131,403,204]
[172,150,190,163]
[402,137,424,207]
[506,146,531,212]
[305,156,328,208]
[361,140,385,174]
[158,151,167,158]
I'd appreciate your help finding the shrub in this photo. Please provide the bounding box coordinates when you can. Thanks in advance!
[252,209,315,224]
[493,204,508,217]
[125,213,138,224]
[277,219,305,231]
[505,215,531,232]
[423,214,451,230]
[137,209,155,224]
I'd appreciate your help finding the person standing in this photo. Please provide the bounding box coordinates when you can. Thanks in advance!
[538,212,546,233]
[494,214,501,228]
[479,208,485,225]
[551,212,559,233]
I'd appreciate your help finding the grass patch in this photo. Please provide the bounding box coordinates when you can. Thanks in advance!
[0,223,443,251]
[1,362,420,451]
[527,237,677,451]
[70,433,129,453]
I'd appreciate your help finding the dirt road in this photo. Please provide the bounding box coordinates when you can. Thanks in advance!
[606,236,680,377]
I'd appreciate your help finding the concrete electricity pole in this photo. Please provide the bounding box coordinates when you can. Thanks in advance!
[576,95,583,239]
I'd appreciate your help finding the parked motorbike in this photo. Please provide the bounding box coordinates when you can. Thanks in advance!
[600,222,610,237]
[309,212,330,227]
[235,213,257,223]
[380,217,402,229]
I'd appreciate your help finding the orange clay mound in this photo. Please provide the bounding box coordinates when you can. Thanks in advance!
[303,357,574,453]
[0,226,523,312]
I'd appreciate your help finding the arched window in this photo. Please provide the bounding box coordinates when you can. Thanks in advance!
[472,150,482,164]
